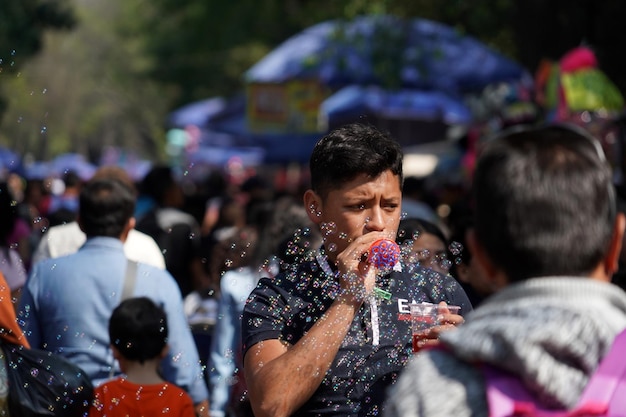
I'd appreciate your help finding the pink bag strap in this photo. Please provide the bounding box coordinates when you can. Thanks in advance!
[485,329,626,417]
[484,365,539,417]
[577,329,626,415]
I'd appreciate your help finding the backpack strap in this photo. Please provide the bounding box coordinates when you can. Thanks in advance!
[577,329,626,415]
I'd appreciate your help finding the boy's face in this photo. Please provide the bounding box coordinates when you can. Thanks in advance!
[307,170,402,262]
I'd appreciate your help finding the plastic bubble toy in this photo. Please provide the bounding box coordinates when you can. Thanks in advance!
[368,239,400,269]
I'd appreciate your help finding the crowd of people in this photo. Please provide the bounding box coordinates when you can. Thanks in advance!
[0,117,625,416]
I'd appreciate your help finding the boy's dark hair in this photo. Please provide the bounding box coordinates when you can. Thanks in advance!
[140,165,175,204]
[473,123,616,282]
[79,177,136,238]
[62,170,82,188]
[0,182,17,246]
[309,123,403,198]
[109,297,168,364]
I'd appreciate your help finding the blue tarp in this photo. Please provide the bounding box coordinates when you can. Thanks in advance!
[167,97,228,129]
[320,85,473,125]
[245,15,527,94]
[0,147,22,174]
[206,113,322,164]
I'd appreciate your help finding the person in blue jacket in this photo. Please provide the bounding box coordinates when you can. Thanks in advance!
[18,176,210,416]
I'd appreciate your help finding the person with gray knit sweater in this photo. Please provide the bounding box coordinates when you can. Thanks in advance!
[384,123,626,417]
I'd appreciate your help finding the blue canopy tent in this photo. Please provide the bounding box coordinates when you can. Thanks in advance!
[167,95,248,130]
[245,15,528,94]
[320,85,473,125]
[50,153,97,180]
[206,111,321,164]
[168,96,322,165]
[319,85,474,145]
[167,97,229,129]
[173,16,529,164]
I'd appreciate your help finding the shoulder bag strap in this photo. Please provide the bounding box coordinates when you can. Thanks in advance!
[120,260,138,301]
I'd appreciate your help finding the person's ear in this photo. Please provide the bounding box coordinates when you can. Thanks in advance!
[120,217,135,242]
[159,344,170,360]
[605,212,626,277]
[303,190,323,224]
[466,228,507,291]
[111,344,122,362]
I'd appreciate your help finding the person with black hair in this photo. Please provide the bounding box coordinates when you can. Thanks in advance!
[397,217,451,276]
[136,165,209,297]
[89,297,195,416]
[385,124,626,417]
[242,123,471,417]
[0,182,28,302]
[32,166,165,269]
[208,196,322,417]
[18,177,209,416]
[47,170,82,226]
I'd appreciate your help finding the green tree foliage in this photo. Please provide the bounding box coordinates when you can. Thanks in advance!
[0,1,167,161]
[121,0,520,107]
[3,0,626,165]
[0,0,75,119]
[0,0,75,65]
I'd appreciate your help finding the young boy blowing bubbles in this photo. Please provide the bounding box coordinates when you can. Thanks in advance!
[242,123,471,417]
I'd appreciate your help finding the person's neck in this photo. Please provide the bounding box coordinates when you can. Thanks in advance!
[119,358,164,385]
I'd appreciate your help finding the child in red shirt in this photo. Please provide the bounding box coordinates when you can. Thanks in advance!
[89,297,195,417]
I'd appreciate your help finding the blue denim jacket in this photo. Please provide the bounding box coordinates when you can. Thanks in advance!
[208,267,262,417]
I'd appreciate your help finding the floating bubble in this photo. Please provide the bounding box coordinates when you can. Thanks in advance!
[449,241,463,256]
[320,222,337,236]
[440,259,453,270]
